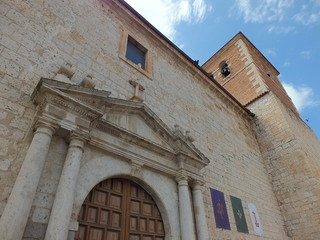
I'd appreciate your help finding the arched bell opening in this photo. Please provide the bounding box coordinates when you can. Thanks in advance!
[219,61,230,78]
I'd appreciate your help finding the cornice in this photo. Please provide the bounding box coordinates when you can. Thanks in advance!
[32,78,210,176]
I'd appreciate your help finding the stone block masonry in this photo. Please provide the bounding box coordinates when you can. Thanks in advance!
[0,0,318,239]
[248,93,320,239]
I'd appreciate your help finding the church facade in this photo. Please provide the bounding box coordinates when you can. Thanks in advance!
[0,0,319,240]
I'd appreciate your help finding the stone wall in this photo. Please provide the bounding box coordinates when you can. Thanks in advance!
[0,0,292,239]
[248,93,320,240]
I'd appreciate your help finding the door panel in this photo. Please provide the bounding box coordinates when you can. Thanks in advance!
[75,178,165,240]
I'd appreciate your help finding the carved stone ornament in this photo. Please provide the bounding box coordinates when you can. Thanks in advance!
[175,170,189,184]
[31,78,209,178]
[130,161,143,177]
[129,80,145,102]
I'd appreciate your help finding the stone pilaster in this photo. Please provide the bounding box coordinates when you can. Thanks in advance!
[176,172,196,240]
[192,180,209,240]
[44,134,86,240]
[0,122,56,240]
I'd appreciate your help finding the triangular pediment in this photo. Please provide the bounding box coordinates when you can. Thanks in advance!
[101,109,173,151]
[32,78,209,168]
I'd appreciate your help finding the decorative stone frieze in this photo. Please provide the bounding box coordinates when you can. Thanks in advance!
[32,79,105,122]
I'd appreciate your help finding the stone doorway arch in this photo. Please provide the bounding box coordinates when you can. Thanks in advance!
[25,79,209,240]
[75,178,165,240]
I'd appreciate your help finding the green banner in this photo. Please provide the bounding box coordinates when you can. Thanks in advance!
[230,196,249,233]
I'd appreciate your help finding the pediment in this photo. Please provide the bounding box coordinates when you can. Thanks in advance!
[32,78,209,168]
[101,109,174,151]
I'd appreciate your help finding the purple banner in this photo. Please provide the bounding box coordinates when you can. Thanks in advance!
[210,188,231,230]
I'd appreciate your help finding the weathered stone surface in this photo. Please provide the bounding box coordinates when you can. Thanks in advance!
[23,222,47,239]
[0,159,11,171]
[0,0,318,240]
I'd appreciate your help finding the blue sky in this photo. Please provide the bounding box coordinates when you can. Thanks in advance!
[125,0,320,139]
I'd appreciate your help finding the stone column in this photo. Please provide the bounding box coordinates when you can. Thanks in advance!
[177,174,196,240]
[192,180,209,240]
[0,122,55,240]
[45,135,85,240]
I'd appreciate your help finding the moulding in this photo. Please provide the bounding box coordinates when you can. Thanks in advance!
[32,79,209,179]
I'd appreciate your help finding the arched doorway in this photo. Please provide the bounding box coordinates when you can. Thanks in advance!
[75,178,165,240]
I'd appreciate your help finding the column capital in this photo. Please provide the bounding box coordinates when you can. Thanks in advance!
[191,179,205,190]
[34,120,58,137]
[175,170,189,186]
[68,133,87,151]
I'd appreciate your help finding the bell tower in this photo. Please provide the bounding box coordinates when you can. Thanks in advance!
[202,32,320,239]
[202,32,298,115]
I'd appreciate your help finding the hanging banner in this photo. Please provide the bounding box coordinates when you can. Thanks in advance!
[247,203,263,236]
[230,196,249,233]
[210,188,231,230]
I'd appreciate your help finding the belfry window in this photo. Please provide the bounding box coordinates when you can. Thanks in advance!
[221,62,230,77]
[125,36,147,69]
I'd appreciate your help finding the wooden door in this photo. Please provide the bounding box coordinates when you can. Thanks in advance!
[75,178,165,240]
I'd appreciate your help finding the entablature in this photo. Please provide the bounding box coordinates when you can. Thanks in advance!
[31,78,209,180]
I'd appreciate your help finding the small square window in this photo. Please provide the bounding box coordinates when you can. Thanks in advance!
[119,31,153,79]
[125,36,147,69]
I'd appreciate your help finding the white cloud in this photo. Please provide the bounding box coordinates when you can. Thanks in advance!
[178,43,185,49]
[300,50,311,59]
[232,0,320,31]
[282,82,318,111]
[267,25,295,34]
[293,3,320,25]
[125,0,212,40]
[264,48,276,57]
[293,11,320,25]
[283,61,290,67]
[232,0,294,23]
